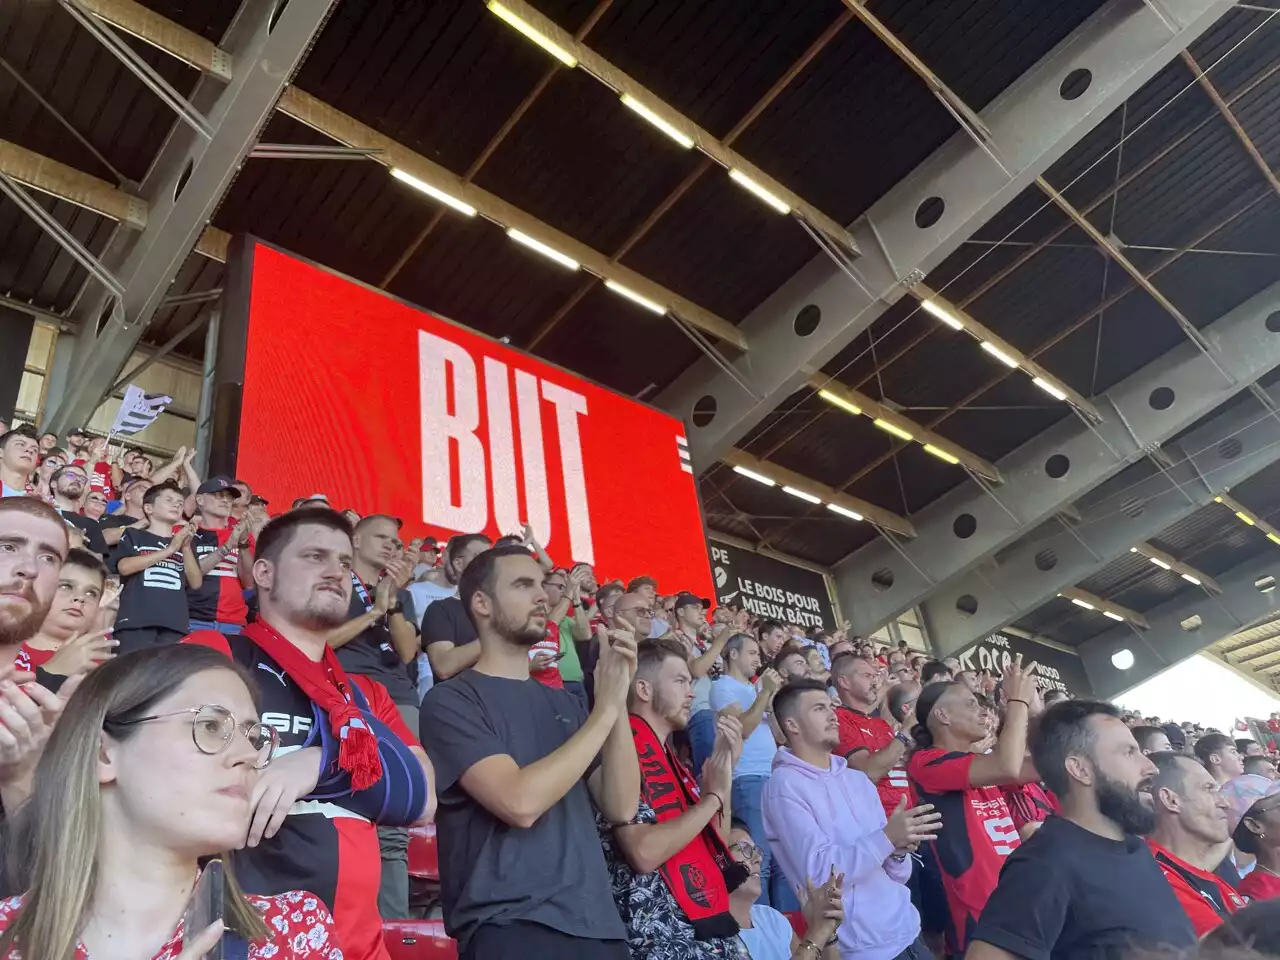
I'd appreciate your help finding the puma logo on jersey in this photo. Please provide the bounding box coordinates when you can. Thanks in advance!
[256,663,288,686]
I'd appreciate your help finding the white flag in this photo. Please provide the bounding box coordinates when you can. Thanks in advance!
[109,385,172,437]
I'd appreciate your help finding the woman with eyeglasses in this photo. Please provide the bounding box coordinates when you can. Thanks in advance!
[726,821,843,959]
[0,645,341,960]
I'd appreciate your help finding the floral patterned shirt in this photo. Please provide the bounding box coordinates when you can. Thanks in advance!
[0,889,343,960]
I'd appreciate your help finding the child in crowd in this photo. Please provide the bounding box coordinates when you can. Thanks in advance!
[15,548,117,675]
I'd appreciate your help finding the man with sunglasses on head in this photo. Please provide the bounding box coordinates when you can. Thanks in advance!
[186,508,435,960]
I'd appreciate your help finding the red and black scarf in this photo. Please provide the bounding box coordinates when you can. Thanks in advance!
[630,715,741,941]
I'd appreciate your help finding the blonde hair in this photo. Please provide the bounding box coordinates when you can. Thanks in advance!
[1,646,271,960]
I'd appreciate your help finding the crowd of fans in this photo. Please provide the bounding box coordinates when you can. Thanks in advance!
[0,418,1277,960]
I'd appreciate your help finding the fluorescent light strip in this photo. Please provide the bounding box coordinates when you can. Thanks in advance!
[1269,533,1280,545]
[1214,496,1223,503]
[923,444,960,465]
[827,503,863,522]
[782,485,822,504]
[1236,511,1256,525]
[620,94,694,149]
[1149,557,1171,570]
[921,298,964,330]
[1070,597,1094,610]
[604,279,666,315]
[1103,610,1125,621]
[980,341,1019,368]
[1181,573,1201,585]
[1032,377,1067,401]
[506,228,580,270]
[732,465,775,487]
[390,169,477,216]
[728,168,791,214]
[818,389,862,416]
[873,419,914,442]
[486,1,578,67]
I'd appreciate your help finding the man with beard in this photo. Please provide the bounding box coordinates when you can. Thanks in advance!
[1147,752,1246,935]
[967,702,1195,960]
[599,636,747,958]
[419,544,640,960]
[833,654,912,820]
[48,464,108,555]
[186,509,434,960]
[774,644,811,685]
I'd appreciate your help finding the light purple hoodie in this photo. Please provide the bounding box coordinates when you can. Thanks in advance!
[762,748,919,960]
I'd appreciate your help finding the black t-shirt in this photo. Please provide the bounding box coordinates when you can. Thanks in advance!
[109,528,189,632]
[98,513,140,530]
[421,595,477,652]
[419,671,624,951]
[973,816,1196,960]
[332,574,418,707]
[59,510,107,557]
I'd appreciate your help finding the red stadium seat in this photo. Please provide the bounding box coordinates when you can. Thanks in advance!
[383,919,457,960]
[408,824,439,880]
[784,912,808,938]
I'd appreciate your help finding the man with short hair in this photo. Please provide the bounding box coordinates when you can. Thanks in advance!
[773,644,811,684]
[0,427,38,498]
[765,679,939,960]
[420,544,640,959]
[187,476,252,635]
[1147,752,1246,936]
[187,509,434,960]
[36,432,55,454]
[1243,754,1277,779]
[1237,739,1266,759]
[711,634,788,907]
[832,653,912,820]
[920,661,953,686]
[1196,733,1245,785]
[1132,725,1173,756]
[110,480,201,654]
[757,619,787,661]
[0,496,67,654]
[422,532,493,682]
[968,702,1196,960]
[600,637,746,957]
[98,477,150,547]
[48,464,108,556]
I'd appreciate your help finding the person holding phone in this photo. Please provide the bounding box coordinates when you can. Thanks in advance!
[0,644,340,960]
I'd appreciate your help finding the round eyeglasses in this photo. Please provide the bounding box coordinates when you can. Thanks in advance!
[116,703,278,769]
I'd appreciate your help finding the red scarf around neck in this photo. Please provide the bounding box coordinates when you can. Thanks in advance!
[629,715,739,940]
[242,620,382,790]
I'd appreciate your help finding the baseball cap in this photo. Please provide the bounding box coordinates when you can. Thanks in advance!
[196,476,237,496]
[303,493,330,505]
[672,591,711,611]
[67,427,86,437]
[1222,774,1280,833]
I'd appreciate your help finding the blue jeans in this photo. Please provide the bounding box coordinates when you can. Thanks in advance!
[732,775,799,911]
[688,709,716,779]
[187,620,241,635]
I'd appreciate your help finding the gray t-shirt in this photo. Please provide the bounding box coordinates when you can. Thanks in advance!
[419,671,626,950]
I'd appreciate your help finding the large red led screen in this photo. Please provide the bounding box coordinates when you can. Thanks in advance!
[225,241,714,597]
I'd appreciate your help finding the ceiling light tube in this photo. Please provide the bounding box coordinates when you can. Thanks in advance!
[923,444,960,465]
[732,465,775,487]
[818,389,862,416]
[827,503,863,521]
[1103,610,1125,621]
[1268,533,1280,545]
[1032,377,1067,401]
[782,485,822,504]
[486,1,578,67]
[620,94,694,149]
[980,341,1019,368]
[1181,573,1201,585]
[873,419,914,442]
[921,299,964,330]
[604,279,666,315]
[390,169,477,216]
[1070,597,1094,610]
[728,168,791,214]
[1149,557,1171,570]
[1236,511,1256,525]
[506,228,580,270]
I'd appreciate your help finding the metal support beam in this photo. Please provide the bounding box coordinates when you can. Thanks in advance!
[850,278,1280,639]
[1077,548,1280,700]
[41,0,336,436]
[1058,586,1149,630]
[659,0,1234,471]
[1129,542,1222,593]
[1212,492,1280,544]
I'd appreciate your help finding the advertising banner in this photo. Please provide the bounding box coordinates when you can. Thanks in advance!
[220,241,714,597]
[708,538,836,631]
[953,631,1092,696]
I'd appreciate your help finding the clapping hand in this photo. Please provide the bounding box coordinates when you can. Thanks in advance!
[0,668,85,788]
[884,797,942,853]
[592,621,638,710]
[44,628,117,676]
[801,867,845,950]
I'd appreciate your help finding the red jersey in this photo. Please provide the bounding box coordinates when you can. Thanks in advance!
[1148,841,1245,935]
[530,618,564,689]
[1239,867,1280,901]
[834,705,909,817]
[13,642,55,673]
[1001,781,1057,833]
[188,523,248,625]
[72,459,115,499]
[907,748,1020,952]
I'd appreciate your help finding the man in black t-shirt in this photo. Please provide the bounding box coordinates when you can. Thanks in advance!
[422,533,491,682]
[110,481,201,655]
[99,477,151,548]
[420,544,639,960]
[968,700,1194,960]
[48,464,108,557]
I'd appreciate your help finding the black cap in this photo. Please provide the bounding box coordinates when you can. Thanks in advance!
[196,476,237,496]
[673,591,711,611]
[67,427,86,437]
